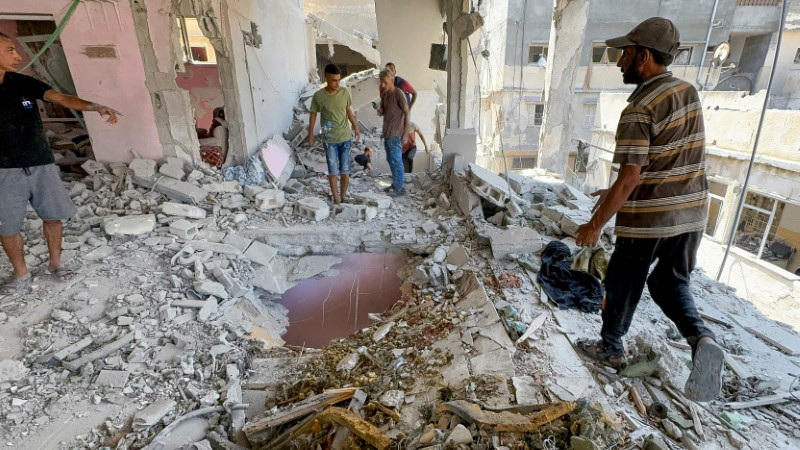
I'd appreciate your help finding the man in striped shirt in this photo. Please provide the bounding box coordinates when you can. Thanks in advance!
[574,17,724,402]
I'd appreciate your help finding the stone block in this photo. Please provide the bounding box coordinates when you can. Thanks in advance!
[194,279,229,299]
[446,244,469,267]
[103,215,156,236]
[222,233,254,253]
[442,128,477,165]
[81,160,107,176]
[243,184,266,199]
[169,219,199,240]
[161,202,207,219]
[333,203,377,221]
[501,171,532,194]
[468,164,512,207]
[243,241,278,266]
[254,189,286,211]
[129,159,156,178]
[542,205,571,223]
[505,200,523,218]
[204,181,240,193]
[450,176,481,217]
[486,226,542,259]
[93,370,130,388]
[152,177,209,204]
[296,197,330,221]
[213,268,249,298]
[159,161,186,181]
[353,192,392,209]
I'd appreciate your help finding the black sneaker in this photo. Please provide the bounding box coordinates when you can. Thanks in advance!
[382,185,395,192]
[388,189,406,198]
[574,338,627,370]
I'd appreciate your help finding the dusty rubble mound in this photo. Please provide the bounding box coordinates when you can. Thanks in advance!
[2,137,800,450]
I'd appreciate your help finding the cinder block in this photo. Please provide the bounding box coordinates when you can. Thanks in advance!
[213,268,249,298]
[353,192,392,210]
[468,164,511,207]
[243,241,278,266]
[333,203,378,221]
[152,177,209,204]
[450,176,481,217]
[81,160,107,176]
[296,197,330,221]
[169,219,198,240]
[254,189,286,211]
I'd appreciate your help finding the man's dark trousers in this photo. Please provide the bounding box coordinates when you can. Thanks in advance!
[600,231,715,355]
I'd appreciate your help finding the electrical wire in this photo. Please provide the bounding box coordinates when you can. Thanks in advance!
[716,0,788,281]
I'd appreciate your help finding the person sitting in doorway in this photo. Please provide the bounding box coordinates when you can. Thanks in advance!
[401,122,428,173]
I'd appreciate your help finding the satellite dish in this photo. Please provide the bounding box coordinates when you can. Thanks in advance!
[711,42,730,68]
[714,75,752,92]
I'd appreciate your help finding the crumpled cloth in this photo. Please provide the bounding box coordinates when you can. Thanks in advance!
[223,153,267,186]
[537,241,604,313]
[571,246,610,281]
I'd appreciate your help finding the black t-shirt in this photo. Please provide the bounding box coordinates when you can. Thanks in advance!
[355,153,371,168]
[0,72,54,168]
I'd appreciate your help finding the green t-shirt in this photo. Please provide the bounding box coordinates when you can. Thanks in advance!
[310,87,353,144]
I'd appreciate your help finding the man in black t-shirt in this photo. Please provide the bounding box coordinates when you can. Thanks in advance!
[0,32,121,294]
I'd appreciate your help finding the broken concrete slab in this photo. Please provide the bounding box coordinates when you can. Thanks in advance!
[103,215,156,236]
[129,158,157,178]
[151,177,209,204]
[85,245,114,261]
[133,399,177,431]
[162,202,207,219]
[194,280,229,299]
[93,370,130,388]
[296,197,330,221]
[486,227,542,259]
[442,128,477,165]
[0,359,28,383]
[204,181,240,193]
[243,241,278,266]
[287,255,341,281]
[259,135,295,189]
[450,176,481,217]
[446,244,469,267]
[222,233,254,253]
[470,348,514,378]
[159,161,186,181]
[353,192,392,209]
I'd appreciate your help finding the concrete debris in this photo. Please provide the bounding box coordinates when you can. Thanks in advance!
[170,219,199,240]
[486,226,542,259]
[103,214,156,236]
[296,197,330,221]
[254,189,286,210]
[0,360,28,383]
[334,203,378,221]
[162,202,207,219]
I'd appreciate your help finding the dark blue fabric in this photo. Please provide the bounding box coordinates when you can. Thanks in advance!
[537,241,604,313]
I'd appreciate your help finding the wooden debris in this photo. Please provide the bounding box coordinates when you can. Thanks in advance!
[724,353,750,380]
[370,401,401,421]
[724,391,800,410]
[437,400,575,433]
[666,340,691,351]
[242,388,357,438]
[628,385,647,416]
[689,403,705,440]
[290,407,392,450]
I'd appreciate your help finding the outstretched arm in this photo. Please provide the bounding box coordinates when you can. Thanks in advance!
[575,165,641,247]
[44,90,121,124]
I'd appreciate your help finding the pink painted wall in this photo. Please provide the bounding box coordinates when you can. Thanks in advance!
[0,2,163,163]
[175,64,224,131]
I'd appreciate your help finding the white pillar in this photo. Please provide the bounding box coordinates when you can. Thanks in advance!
[537,0,589,178]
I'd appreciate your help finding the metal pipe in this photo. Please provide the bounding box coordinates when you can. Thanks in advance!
[716,0,788,281]
[696,0,721,90]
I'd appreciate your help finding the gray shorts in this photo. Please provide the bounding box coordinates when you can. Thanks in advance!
[0,164,77,236]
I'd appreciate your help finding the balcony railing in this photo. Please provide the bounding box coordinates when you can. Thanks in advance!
[736,0,780,6]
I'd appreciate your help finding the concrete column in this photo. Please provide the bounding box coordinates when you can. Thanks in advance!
[537,0,589,178]
[714,181,742,242]
[445,0,483,129]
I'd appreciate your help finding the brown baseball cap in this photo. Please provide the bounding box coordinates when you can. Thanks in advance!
[606,17,681,56]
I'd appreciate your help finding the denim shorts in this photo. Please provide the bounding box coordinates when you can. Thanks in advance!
[324,140,353,176]
[0,164,77,236]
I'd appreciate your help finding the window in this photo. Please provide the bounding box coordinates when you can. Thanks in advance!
[673,46,694,65]
[794,48,800,64]
[592,45,622,64]
[528,104,544,127]
[735,191,785,259]
[511,157,537,170]
[583,104,596,129]
[177,17,217,65]
[528,45,548,64]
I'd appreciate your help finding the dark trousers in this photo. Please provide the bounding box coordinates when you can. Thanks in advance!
[600,231,715,355]
[402,146,417,173]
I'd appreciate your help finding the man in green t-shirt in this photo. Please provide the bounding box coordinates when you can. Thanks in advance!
[308,64,361,204]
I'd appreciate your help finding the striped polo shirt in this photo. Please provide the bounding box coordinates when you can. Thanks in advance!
[613,72,708,239]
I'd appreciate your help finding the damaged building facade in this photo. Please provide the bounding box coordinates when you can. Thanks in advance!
[2,1,800,450]
[474,0,793,175]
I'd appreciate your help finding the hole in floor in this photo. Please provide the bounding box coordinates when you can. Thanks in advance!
[278,251,407,348]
